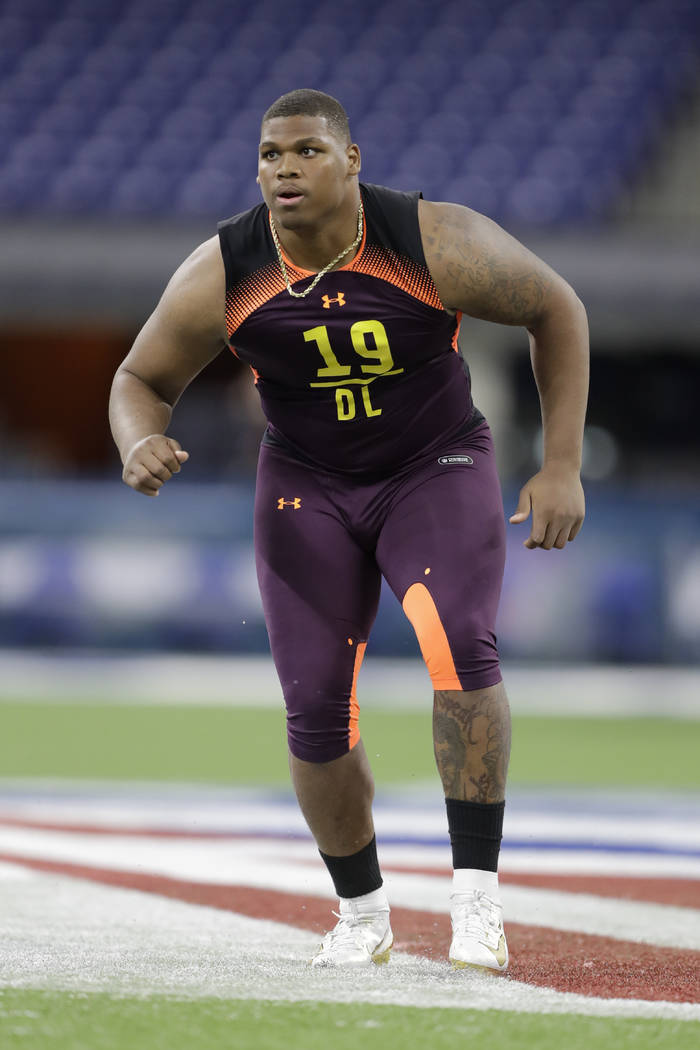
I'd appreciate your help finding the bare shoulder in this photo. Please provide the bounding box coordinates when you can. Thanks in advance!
[418,198,566,326]
[157,234,226,340]
[118,235,228,404]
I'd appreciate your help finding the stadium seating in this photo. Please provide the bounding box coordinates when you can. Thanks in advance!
[0,0,698,225]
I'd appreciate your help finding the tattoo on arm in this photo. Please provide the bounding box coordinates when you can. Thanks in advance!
[422,203,550,327]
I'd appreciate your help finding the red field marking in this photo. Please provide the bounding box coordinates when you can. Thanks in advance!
[2,817,698,909]
[383,864,700,909]
[2,852,698,1004]
[0,816,256,838]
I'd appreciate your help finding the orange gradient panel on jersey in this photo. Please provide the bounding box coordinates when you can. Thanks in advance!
[402,582,461,690]
[352,245,443,310]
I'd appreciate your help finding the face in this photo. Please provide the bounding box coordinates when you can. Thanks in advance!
[257,114,360,229]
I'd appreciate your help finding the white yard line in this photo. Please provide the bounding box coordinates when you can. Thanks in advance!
[0,827,698,951]
[1,790,698,852]
[0,863,698,1022]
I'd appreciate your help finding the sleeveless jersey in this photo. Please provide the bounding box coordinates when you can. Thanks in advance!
[217,183,480,477]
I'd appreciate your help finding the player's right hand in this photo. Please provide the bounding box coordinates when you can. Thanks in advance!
[121,434,189,497]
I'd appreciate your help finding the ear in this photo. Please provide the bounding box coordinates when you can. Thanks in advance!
[346,142,361,176]
[256,175,260,183]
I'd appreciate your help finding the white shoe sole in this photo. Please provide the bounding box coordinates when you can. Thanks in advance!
[311,931,393,968]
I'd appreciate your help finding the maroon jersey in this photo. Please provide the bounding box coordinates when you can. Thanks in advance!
[218,183,481,476]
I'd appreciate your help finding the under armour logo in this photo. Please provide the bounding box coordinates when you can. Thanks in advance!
[277,497,301,510]
[322,292,346,309]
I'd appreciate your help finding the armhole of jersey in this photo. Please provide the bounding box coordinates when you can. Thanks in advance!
[360,183,427,268]
[217,220,238,295]
[217,204,275,340]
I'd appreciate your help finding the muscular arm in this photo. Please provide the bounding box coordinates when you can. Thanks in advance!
[419,200,589,549]
[109,236,227,495]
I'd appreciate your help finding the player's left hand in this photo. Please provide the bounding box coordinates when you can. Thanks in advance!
[509,466,585,550]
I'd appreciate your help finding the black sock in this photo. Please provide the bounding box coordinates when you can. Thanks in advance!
[318,835,383,899]
[445,798,505,873]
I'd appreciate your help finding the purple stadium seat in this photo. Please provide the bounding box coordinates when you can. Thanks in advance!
[461,51,518,100]
[8,132,69,169]
[332,51,393,95]
[73,135,133,172]
[230,19,286,55]
[319,79,378,125]
[54,74,121,124]
[48,166,116,211]
[294,25,354,57]
[0,163,51,211]
[463,142,522,193]
[504,175,572,225]
[438,80,499,127]
[0,99,38,141]
[505,82,566,121]
[109,166,181,214]
[481,113,546,161]
[175,168,241,217]
[201,138,256,177]
[96,105,155,149]
[393,143,455,185]
[267,48,329,86]
[544,27,604,65]
[166,20,224,55]
[529,146,584,187]
[207,47,265,89]
[396,55,459,99]
[420,25,486,60]
[1,0,698,222]
[442,173,503,217]
[0,15,37,65]
[353,113,413,180]
[160,106,218,146]
[2,0,61,17]
[137,137,207,175]
[374,81,438,125]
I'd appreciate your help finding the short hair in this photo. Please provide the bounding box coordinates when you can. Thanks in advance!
[262,89,352,144]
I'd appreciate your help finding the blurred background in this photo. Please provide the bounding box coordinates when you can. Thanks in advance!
[0,0,699,689]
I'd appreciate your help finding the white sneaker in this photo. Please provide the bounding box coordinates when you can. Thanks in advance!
[449,889,508,971]
[311,900,393,968]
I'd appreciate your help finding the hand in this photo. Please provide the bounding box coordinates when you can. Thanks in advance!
[121,434,189,497]
[509,466,584,550]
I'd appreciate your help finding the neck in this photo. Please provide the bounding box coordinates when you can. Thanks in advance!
[272,187,362,272]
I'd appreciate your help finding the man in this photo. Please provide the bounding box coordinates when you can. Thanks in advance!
[110,89,588,971]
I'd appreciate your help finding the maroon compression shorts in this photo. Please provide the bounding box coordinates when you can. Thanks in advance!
[254,420,506,763]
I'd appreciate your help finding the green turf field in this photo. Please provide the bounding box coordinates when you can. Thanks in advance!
[2,698,698,1049]
[0,701,698,788]
[0,990,697,1050]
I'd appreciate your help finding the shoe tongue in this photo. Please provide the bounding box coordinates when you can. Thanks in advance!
[339,899,385,920]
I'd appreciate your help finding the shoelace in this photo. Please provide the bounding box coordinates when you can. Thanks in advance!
[322,910,380,951]
[451,890,502,940]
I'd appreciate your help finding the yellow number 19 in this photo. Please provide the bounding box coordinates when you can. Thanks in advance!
[350,320,394,375]
[303,326,351,379]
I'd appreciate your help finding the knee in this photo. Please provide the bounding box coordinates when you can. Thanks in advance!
[283,681,359,764]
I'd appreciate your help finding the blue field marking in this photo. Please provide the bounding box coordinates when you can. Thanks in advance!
[1,781,699,861]
[128,826,698,859]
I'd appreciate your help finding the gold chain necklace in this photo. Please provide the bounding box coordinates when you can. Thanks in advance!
[269,203,363,299]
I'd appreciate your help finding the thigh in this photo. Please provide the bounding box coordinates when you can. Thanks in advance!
[254,443,382,758]
[375,424,506,691]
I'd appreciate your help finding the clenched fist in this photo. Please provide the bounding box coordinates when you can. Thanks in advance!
[122,434,189,497]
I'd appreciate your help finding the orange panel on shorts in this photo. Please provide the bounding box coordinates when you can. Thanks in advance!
[402,582,461,690]
[348,641,367,749]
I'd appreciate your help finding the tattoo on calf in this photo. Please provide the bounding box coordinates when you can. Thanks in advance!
[433,688,510,803]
